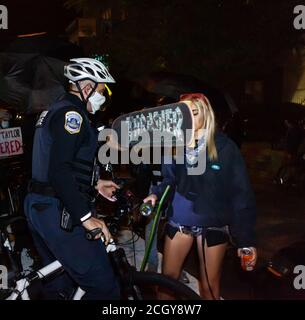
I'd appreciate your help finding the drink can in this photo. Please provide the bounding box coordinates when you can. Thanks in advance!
[241,247,254,271]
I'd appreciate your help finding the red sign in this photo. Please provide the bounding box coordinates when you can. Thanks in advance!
[0,127,23,158]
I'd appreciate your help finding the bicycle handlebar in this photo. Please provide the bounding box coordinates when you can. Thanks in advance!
[85,228,116,252]
[86,227,103,241]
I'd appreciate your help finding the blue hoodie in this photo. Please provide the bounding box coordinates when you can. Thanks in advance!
[152,133,257,248]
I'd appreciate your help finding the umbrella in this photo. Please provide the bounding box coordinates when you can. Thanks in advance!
[0,53,67,113]
[142,72,205,98]
[129,72,245,146]
[4,35,83,61]
[0,35,82,113]
[135,72,235,124]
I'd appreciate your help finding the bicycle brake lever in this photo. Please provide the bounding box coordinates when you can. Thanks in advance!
[106,239,116,253]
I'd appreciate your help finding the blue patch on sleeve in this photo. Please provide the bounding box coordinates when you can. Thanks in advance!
[64,111,83,134]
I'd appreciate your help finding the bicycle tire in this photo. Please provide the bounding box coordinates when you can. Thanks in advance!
[129,271,202,300]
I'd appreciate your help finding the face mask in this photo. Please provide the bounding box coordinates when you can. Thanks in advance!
[88,91,106,114]
[1,120,9,129]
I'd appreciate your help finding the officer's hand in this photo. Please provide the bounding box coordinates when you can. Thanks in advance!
[82,217,112,244]
[143,194,158,207]
[95,179,120,202]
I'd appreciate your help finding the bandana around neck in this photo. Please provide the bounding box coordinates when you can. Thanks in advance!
[185,135,206,167]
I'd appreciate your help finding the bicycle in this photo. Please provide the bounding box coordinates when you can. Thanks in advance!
[2,227,201,300]
[0,158,27,216]
[273,156,305,193]
[0,188,201,300]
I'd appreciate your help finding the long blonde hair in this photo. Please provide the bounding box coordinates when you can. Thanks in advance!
[180,93,218,161]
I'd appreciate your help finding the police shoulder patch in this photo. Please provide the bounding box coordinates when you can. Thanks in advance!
[64,111,83,134]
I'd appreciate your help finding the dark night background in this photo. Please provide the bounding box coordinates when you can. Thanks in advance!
[0,0,75,37]
[0,0,302,80]
[1,0,304,137]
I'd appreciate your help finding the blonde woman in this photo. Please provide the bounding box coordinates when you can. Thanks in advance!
[144,93,257,299]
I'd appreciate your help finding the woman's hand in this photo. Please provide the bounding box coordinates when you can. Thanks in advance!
[237,247,257,270]
[143,194,158,207]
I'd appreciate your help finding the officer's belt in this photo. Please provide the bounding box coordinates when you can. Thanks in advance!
[28,180,56,197]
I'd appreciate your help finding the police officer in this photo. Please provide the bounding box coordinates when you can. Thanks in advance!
[24,58,120,300]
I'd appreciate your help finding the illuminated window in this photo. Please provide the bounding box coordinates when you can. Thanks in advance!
[102,8,112,21]
[121,9,128,21]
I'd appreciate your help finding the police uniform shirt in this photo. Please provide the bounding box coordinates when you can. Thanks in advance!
[32,93,98,225]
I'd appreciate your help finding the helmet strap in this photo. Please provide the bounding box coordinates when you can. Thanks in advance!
[87,82,98,101]
[74,81,98,104]
[76,81,86,103]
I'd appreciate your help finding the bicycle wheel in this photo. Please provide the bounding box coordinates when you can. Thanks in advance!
[127,271,202,300]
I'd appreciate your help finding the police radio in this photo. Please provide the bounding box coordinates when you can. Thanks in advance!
[91,157,100,186]
[60,207,73,231]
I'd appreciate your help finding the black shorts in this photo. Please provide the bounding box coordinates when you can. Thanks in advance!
[165,221,230,247]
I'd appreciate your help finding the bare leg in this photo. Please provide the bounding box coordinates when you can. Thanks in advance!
[196,235,227,300]
[159,232,194,299]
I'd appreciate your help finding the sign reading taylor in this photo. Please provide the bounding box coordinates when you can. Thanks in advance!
[0,127,23,158]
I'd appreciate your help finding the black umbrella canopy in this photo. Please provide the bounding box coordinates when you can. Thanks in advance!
[127,72,246,145]
[0,35,83,113]
[135,72,235,121]
[0,53,67,113]
[5,35,83,61]
[138,72,203,99]
[109,73,244,146]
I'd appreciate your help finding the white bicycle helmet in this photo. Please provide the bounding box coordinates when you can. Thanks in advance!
[64,58,115,84]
